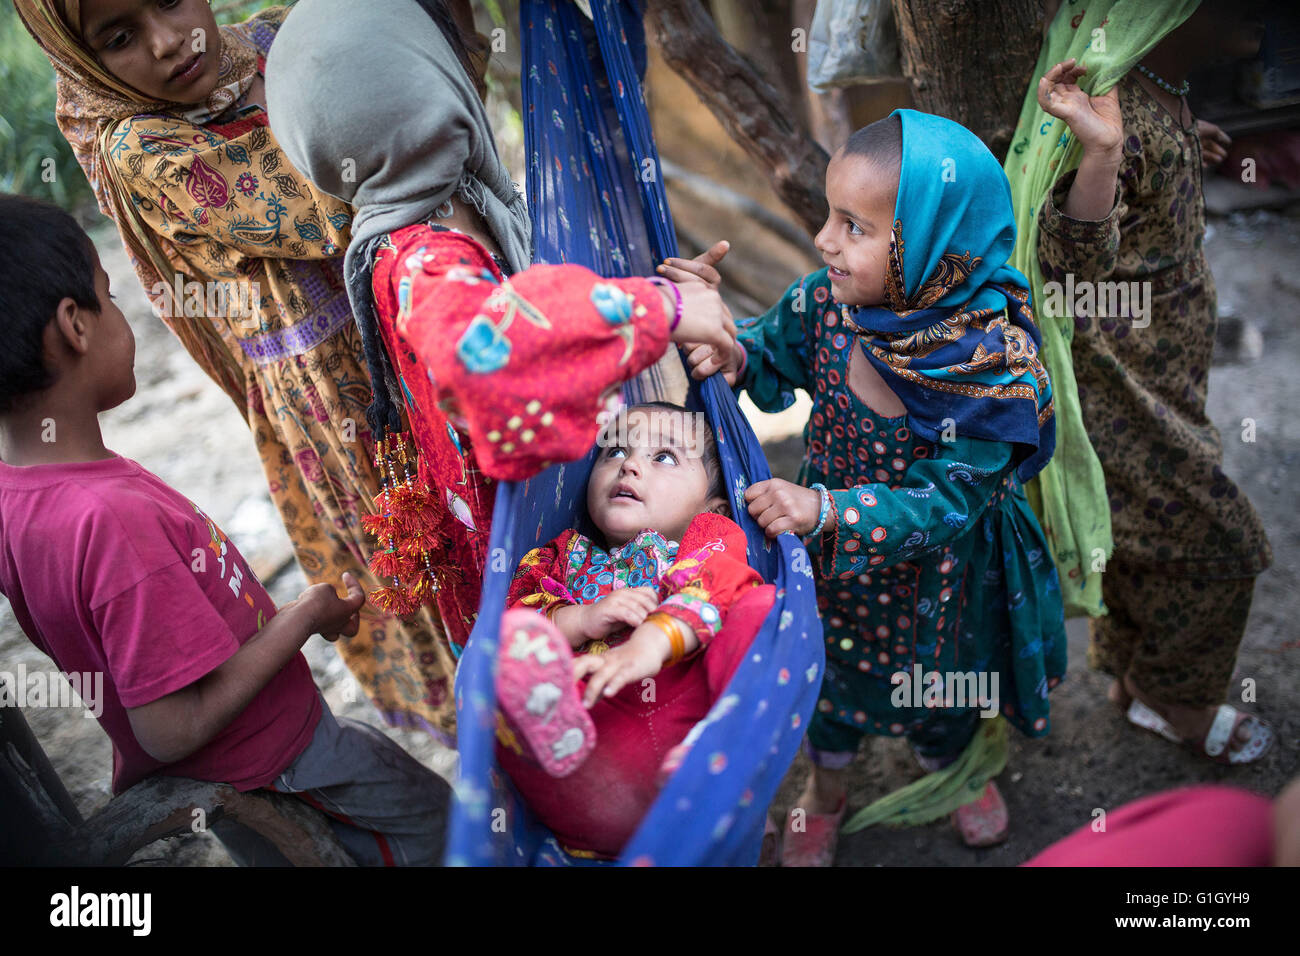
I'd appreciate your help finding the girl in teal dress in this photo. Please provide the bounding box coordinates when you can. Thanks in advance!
[680,109,1066,863]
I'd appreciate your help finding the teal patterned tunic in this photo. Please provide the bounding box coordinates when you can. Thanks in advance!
[738,269,1066,752]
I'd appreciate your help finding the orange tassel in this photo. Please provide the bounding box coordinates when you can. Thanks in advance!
[392,553,423,580]
[361,429,458,618]
[383,483,415,514]
[369,547,405,579]
[401,526,444,555]
[370,585,417,616]
[402,501,443,538]
[361,511,397,537]
[383,500,433,539]
[397,538,426,560]
[433,560,463,587]
[409,570,439,601]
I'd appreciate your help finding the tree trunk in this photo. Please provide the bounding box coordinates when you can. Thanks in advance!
[890,0,1045,160]
[708,0,809,132]
[646,0,829,237]
[41,777,356,866]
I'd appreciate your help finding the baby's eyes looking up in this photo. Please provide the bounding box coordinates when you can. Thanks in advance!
[604,446,680,466]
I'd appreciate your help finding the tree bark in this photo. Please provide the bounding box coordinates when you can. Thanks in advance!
[40,777,355,866]
[708,0,809,131]
[646,0,829,236]
[890,0,1044,160]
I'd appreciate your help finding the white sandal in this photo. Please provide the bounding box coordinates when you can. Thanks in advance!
[1126,699,1274,765]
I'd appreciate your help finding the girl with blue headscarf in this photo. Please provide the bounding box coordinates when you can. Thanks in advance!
[682,109,1066,865]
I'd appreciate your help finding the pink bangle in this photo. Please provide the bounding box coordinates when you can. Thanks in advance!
[648,276,683,333]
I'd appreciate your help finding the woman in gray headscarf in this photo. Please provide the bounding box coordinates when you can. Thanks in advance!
[266,0,735,650]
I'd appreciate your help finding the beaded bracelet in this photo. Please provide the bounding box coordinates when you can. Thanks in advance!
[648,276,684,333]
[807,482,831,538]
[645,611,688,666]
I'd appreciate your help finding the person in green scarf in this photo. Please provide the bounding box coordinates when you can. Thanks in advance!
[1008,0,1274,764]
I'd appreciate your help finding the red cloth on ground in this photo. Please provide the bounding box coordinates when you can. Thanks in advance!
[498,513,771,857]
[0,455,319,793]
[1023,784,1273,867]
[370,224,671,646]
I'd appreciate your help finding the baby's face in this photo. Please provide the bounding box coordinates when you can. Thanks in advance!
[81,0,223,105]
[815,149,898,308]
[587,408,721,548]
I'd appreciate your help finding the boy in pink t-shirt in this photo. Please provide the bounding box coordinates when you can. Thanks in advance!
[0,195,448,866]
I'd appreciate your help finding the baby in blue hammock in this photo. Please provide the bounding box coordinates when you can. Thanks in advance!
[495,402,772,858]
[677,109,1067,865]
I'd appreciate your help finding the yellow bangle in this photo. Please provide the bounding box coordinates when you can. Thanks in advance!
[646,611,687,666]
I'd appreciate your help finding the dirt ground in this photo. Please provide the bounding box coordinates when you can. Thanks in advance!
[1,204,1296,867]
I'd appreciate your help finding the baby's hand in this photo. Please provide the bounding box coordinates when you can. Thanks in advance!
[745,478,825,538]
[576,586,659,642]
[298,572,365,641]
[1197,119,1231,167]
[657,240,729,290]
[1037,58,1122,161]
[572,621,671,706]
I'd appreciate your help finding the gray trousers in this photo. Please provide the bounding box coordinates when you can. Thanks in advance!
[213,702,450,866]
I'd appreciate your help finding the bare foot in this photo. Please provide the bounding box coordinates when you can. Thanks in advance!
[783,766,849,868]
[1107,678,1132,709]
[1122,673,1261,755]
[795,765,849,817]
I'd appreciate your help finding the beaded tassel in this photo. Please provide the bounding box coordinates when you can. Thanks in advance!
[364,432,445,616]
[365,436,411,614]
[390,432,442,601]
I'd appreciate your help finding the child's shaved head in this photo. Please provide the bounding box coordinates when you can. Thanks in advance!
[842,114,903,198]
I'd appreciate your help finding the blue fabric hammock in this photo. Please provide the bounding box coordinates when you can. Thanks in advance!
[445,0,823,866]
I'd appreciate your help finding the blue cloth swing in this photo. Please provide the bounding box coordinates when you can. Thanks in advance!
[445,0,824,866]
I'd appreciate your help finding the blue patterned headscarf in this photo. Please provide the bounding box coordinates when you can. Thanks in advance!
[843,109,1055,482]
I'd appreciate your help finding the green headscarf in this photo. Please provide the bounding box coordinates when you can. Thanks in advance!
[1003,0,1199,617]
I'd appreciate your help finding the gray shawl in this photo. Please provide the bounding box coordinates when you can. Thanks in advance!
[265,0,532,433]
